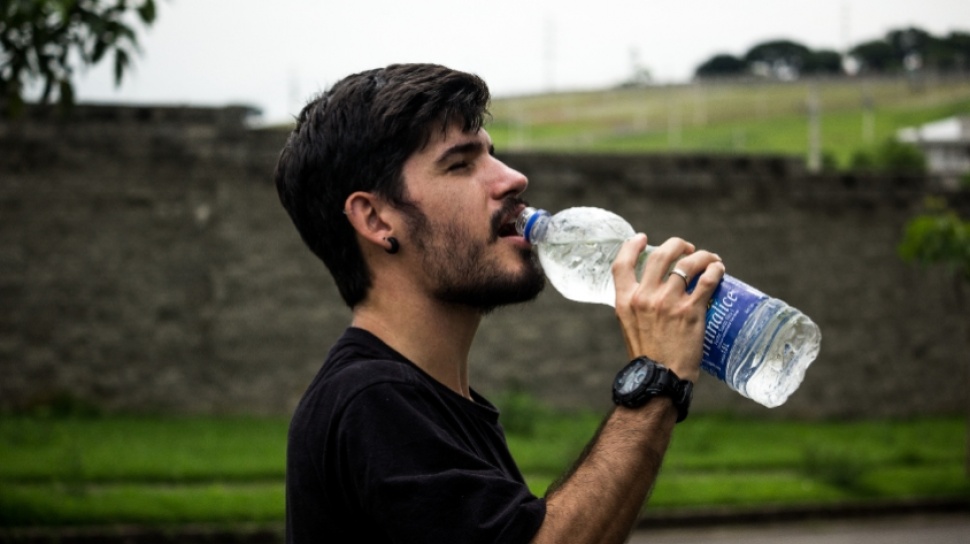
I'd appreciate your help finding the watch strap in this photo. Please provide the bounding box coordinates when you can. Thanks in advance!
[652,366,692,423]
[613,356,693,423]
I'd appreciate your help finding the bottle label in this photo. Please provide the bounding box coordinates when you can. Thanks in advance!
[695,275,767,380]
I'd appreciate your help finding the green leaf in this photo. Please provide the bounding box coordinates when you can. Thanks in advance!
[113,47,129,85]
[91,37,108,62]
[0,0,158,117]
[899,204,970,280]
[137,0,157,25]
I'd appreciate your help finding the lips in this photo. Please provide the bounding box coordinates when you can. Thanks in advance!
[497,218,518,237]
[494,201,527,238]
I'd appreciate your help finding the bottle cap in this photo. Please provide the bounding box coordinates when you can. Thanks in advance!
[516,207,548,243]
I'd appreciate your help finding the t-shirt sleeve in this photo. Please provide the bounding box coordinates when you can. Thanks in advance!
[333,381,546,544]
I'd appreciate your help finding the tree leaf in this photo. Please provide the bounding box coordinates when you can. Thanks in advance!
[113,47,129,85]
[900,206,970,281]
[91,37,108,63]
[137,0,157,25]
[0,0,156,117]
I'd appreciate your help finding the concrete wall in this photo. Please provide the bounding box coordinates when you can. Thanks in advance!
[1,104,967,419]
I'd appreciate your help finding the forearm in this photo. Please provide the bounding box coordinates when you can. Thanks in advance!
[527,235,721,543]
[530,398,678,544]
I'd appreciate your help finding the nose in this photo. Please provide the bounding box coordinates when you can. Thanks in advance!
[491,157,529,200]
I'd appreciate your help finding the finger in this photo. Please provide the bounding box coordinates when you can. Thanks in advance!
[612,233,648,297]
[668,267,690,288]
[688,259,726,302]
[642,237,695,287]
[663,250,721,290]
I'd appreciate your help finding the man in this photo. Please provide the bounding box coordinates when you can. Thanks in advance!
[275,63,724,543]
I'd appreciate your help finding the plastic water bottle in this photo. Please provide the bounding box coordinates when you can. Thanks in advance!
[516,206,821,408]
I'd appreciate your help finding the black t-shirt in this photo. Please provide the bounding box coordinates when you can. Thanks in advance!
[286,327,546,543]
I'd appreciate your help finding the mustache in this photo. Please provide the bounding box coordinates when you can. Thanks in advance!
[490,197,529,241]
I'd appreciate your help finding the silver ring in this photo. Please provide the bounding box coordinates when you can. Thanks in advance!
[670,268,690,287]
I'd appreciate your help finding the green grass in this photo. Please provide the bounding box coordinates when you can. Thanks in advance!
[4,412,964,528]
[0,416,288,527]
[509,413,969,509]
[0,416,286,483]
[1,483,284,527]
[488,76,970,168]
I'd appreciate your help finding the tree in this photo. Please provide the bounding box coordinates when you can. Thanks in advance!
[855,27,970,74]
[932,31,970,72]
[802,49,843,76]
[886,26,952,73]
[886,26,935,58]
[691,26,970,81]
[743,39,813,79]
[694,53,747,78]
[0,0,158,115]
[849,40,901,74]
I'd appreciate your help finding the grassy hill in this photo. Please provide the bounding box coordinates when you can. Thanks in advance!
[487,75,970,168]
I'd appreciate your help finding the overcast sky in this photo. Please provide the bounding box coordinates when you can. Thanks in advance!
[70,0,969,124]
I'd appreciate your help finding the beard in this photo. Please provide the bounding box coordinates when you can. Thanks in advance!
[403,201,545,314]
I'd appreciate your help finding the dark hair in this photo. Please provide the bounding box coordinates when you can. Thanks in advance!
[274,64,491,307]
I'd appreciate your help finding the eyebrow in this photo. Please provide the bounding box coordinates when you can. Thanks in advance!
[433,140,495,167]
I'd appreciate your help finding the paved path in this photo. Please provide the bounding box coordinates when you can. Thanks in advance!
[629,514,970,544]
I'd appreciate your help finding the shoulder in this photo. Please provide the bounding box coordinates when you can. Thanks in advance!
[309,327,432,406]
[309,356,427,411]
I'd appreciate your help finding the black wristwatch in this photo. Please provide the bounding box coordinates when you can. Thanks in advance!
[612,356,693,423]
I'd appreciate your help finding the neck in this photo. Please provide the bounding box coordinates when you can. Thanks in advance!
[352,291,482,399]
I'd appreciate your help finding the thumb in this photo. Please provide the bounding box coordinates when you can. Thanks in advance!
[612,234,648,298]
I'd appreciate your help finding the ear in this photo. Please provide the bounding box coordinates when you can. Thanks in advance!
[344,191,396,252]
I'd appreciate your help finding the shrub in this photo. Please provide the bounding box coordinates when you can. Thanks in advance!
[875,138,927,174]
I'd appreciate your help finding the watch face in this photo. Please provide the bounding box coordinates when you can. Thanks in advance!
[617,359,652,395]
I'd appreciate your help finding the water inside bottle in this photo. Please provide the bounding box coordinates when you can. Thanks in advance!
[726,300,821,407]
[531,207,638,307]
[537,241,623,306]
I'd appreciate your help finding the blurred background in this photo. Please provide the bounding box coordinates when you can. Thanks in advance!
[48,0,970,125]
[1,0,969,540]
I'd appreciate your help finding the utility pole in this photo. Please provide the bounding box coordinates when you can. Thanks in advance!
[807,83,822,172]
[544,17,556,92]
[667,91,682,149]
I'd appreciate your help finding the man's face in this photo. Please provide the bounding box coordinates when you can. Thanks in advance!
[397,124,544,313]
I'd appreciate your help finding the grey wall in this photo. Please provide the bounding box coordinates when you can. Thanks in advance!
[2,105,967,419]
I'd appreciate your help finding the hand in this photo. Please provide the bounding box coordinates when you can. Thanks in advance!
[611,234,725,382]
